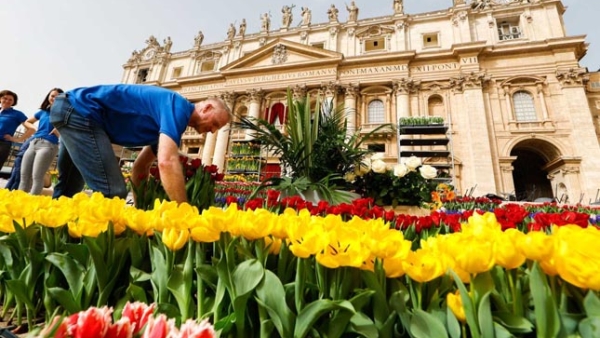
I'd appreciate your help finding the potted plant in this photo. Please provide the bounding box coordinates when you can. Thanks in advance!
[233,88,392,205]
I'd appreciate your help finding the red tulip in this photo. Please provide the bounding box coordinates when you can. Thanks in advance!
[121,301,156,336]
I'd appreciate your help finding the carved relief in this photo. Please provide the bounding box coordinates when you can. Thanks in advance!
[321,81,341,97]
[220,92,238,107]
[345,84,360,98]
[562,166,580,176]
[348,27,356,37]
[393,78,421,94]
[329,26,339,37]
[259,37,267,46]
[300,31,308,40]
[271,44,288,65]
[450,71,490,92]
[292,84,307,101]
[246,89,264,103]
[556,68,589,87]
[452,11,468,26]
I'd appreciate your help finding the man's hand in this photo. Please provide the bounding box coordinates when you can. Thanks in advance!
[131,145,157,193]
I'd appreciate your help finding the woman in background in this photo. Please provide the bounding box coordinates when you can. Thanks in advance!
[0,90,34,169]
[19,88,63,195]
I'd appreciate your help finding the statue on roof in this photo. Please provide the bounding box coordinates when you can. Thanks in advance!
[327,4,339,23]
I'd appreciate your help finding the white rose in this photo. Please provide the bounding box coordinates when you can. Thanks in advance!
[403,156,422,171]
[371,159,388,174]
[370,153,384,161]
[419,165,438,179]
[393,163,409,178]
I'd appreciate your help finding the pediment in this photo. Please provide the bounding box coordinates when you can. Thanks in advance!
[355,25,396,39]
[220,39,343,73]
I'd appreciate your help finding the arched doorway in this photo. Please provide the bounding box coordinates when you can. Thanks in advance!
[510,139,558,201]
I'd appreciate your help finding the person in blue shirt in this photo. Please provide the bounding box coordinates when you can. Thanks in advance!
[0,90,35,169]
[50,84,231,203]
[19,88,64,195]
[5,138,32,190]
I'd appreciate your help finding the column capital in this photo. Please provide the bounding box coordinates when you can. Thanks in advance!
[344,83,360,98]
[450,71,490,92]
[321,81,341,97]
[556,68,589,87]
[393,78,420,94]
[246,89,264,103]
[292,84,307,101]
[219,91,237,107]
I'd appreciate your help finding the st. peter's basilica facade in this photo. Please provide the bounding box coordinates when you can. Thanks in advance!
[120,0,600,204]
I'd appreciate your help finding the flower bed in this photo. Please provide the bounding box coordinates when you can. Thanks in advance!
[1,189,600,337]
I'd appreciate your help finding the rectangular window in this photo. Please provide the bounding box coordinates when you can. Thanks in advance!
[187,147,200,155]
[365,38,385,52]
[171,67,182,79]
[497,19,522,41]
[423,33,440,48]
[368,144,385,152]
[311,42,325,49]
[200,60,215,72]
[136,68,149,83]
[590,82,600,89]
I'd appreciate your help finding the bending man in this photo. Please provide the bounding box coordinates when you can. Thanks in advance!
[50,84,231,203]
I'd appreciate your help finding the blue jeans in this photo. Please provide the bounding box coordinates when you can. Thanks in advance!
[49,95,127,199]
[5,138,31,190]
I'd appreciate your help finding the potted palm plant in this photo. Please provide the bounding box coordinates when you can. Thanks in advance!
[233,88,391,205]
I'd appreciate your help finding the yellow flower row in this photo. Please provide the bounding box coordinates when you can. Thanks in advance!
[1,189,598,290]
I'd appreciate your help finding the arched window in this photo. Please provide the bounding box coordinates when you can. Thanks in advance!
[513,91,537,121]
[367,99,385,123]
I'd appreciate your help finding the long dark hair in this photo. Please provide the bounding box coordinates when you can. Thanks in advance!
[40,88,64,111]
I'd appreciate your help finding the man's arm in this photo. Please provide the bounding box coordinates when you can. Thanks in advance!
[155,133,187,203]
[131,145,157,190]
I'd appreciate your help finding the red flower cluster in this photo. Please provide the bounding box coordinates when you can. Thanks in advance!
[38,302,215,338]
[529,210,591,231]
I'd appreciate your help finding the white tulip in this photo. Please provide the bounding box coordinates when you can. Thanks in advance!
[370,153,384,161]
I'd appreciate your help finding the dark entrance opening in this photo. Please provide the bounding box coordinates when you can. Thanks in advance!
[511,149,553,201]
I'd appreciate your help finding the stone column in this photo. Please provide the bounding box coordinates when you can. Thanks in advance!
[537,83,549,120]
[557,68,600,201]
[245,89,264,140]
[451,72,497,196]
[292,84,307,102]
[393,78,416,121]
[344,84,359,135]
[201,127,218,166]
[213,92,237,173]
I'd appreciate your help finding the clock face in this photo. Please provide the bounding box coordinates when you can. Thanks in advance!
[143,48,156,60]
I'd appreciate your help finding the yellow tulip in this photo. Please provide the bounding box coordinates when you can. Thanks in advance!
[518,231,554,262]
[0,215,15,233]
[445,233,495,275]
[189,216,221,243]
[403,248,447,283]
[162,227,189,251]
[124,208,156,236]
[447,290,466,322]
[264,236,282,255]
[553,225,600,290]
[238,208,275,240]
[494,229,526,270]
[316,226,368,269]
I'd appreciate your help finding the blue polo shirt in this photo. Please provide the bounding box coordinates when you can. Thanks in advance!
[66,84,195,147]
[31,110,59,144]
[0,107,27,141]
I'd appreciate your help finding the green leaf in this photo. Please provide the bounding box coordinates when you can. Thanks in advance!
[446,303,462,338]
[477,293,494,338]
[5,280,35,309]
[410,309,449,338]
[349,312,378,338]
[231,259,265,336]
[493,312,534,333]
[126,284,149,304]
[294,300,354,338]
[46,253,85,304]
[584,291,600,317]
[450,270,480,338]
[493,322,515,338]
[578,317,600,338]
[255,270,295,338]
[529,263,560,338]
[46,287,81,313]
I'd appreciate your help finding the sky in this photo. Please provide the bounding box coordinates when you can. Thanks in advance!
[2,0,598,116]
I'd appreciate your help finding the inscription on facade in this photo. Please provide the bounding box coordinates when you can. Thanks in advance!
[181,83,225,93]
[227,68,337,85]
